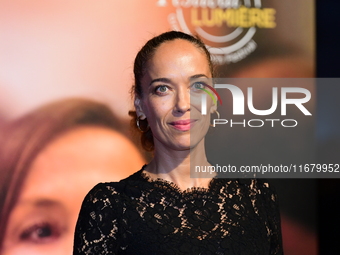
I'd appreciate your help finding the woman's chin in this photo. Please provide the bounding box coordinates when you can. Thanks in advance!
[169,137,205,152]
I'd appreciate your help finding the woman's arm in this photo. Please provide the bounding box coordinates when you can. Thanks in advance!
[261,180,284,255]
[73,183,122,255]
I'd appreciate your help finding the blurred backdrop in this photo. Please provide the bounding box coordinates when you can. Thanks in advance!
[0,0,336,254]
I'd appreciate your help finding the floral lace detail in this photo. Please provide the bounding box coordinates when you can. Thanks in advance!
[73,167,283,255]
[139,166,219,194]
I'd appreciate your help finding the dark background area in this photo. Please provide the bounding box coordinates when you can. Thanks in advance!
[317,0,340,254]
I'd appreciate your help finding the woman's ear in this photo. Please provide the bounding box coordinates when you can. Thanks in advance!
[134,97,146,119]
[209,99,217,114]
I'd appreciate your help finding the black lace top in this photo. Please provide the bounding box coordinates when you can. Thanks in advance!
[73,167,283,255]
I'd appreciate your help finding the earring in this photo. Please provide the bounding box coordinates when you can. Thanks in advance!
[136,116,150,132]
[210,110,220,127]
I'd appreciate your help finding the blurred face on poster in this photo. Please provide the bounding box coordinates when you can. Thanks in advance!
[1,126,145,255]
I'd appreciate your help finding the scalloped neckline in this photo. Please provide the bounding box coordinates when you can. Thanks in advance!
[137,165,221,195]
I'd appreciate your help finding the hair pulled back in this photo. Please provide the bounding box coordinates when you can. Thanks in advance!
[130,30,213,151]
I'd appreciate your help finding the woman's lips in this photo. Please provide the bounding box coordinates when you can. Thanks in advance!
[169,119,196,131]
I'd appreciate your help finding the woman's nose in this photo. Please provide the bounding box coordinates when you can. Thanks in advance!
[173,88,190,114]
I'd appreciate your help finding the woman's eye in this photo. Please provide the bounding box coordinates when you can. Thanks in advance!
[192,82,206,91]
[155,85,169,94]
[20,222,61,244]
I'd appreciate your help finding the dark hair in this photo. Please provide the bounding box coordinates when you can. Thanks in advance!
[130,30,213,151]
[0,98,122,250]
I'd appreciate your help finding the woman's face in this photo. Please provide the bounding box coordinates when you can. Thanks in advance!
[136,39,215,151]
[2,126,145,255]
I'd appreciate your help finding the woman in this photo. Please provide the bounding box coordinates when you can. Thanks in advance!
[0,98,145,255]
[73,31,283,254]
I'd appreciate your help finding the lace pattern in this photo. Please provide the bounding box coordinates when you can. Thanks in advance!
[73,167,283,255]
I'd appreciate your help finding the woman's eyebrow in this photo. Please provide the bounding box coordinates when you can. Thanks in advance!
[149,78,172,86]
[190,74,209,80]
[149,74,209,86]
[18,198,63,208]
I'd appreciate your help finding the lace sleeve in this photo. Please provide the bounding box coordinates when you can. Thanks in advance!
[73,183,123,255]
[260,180,284,255]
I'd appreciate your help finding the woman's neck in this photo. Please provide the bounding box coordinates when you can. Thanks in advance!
[144,139,214,191]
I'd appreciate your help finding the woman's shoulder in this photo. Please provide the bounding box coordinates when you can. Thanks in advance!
[85,167,147,201]
[216,177,278,199]
[250,178,278,199]
[233,178,276,192]
[237,178,280,209]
